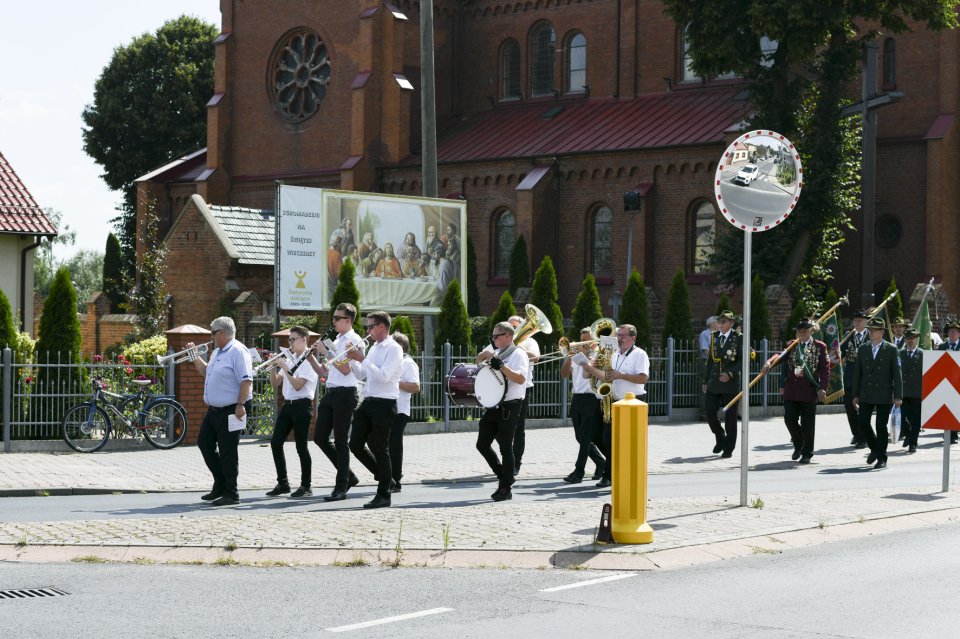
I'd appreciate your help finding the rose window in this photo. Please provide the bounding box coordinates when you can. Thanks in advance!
[270,30,331,121]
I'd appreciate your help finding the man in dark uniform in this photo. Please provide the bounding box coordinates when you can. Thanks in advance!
[843,309,869,448]
[770,318,829,464]
[936,318,960,444]
[851,317,903,469]
[702,310,742,458]
[899,327,923,453]
[891,317,910,349]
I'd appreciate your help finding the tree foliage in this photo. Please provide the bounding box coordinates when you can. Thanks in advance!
[102,233,125,313]
[751,275,773,341]
[35,268,83,394]
[0,289,16,350]
[508,234,530,295]
[435,280,472,354]
[715,293,731,317]
[81,15,217,283]
[389,315,419,356]
[663,0,957,311]
[487,291,518,341]
[568,273,603,340]
[882,276,904,321]
[529,256,564,353]
[466,236,481,316]
[130,206,168,338]
[331,257,363,335]
[620,269,652,352]
[662,269,694,346]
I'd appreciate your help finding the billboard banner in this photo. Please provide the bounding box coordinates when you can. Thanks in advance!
[278,185,324,310]
[278,187,468,314]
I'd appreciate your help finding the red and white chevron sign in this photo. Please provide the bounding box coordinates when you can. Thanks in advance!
[922,351,960,431]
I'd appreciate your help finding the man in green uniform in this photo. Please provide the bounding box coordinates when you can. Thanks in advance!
[851,317,903,469]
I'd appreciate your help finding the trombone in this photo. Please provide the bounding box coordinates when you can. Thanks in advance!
[325,334,375,367]
[532,317,616,365]
[157,341,213,365]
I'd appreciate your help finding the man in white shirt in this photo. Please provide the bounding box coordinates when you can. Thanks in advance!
[266,326,318,498]
[560,327,605,483]
[346,311,403,508]
[388,332,420,493]
[307,303,365,502]
[585,323,649,487]
[476,322,530,501]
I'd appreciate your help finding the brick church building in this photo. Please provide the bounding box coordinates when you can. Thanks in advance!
[137,0,959,339]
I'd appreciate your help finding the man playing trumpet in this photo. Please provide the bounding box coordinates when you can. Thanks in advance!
[560,328,606,484]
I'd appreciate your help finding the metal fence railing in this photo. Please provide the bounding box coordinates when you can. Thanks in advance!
[2,339,789,449]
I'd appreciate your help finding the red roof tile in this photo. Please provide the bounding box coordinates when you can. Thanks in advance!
[0,151,57,235]
[435,89,748,163]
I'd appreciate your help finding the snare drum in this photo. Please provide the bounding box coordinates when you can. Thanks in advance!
[445,363,508,408]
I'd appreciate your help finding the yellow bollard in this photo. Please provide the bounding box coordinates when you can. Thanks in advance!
[611,392,653,544]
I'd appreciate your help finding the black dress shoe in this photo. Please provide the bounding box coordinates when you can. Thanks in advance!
[491,484,513,501]
[712,438,725,454]
[867,451,877,465]
[902,438,910,448]
[290,486,312,498]
[908,445,917,453]
[323,490,347,502]
[596,478,611,488]
[347,475,360,491]
[874,460,887,469]
[591,467,604,481]
[389,480,401,494]
[200,490,224,502]
[720,451,733,459]
[855,441,868,450]
[791,444,802,461]
[211,495,239,506]
[266,483,291,497]
[798,456,812,465]
[850,437,858,445]
[563,473,584,484]
[363,494,391,509]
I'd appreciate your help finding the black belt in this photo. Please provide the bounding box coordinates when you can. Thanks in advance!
[573,393,598,397]
[209,404,237,413]
[283,398,312,405]
[363,397,396,403]
[326,386,358,393]
[501,399,522,406]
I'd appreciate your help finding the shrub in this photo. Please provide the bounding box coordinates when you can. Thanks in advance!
[529,256,564,353]
[620,269,652,351]
[389,315,419,355]
[662,269,694,346]
[568,273,602,340]
[508,234,529,295]
[435,280,472,354]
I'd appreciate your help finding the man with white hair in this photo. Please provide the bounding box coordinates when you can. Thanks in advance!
[187,317,253,506]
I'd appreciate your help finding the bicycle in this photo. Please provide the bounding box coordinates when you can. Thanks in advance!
[61,376,188,453]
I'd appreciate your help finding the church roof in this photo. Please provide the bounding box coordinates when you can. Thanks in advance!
[168,194,275,266]
[435,88,748,163]
[0,151,58,236]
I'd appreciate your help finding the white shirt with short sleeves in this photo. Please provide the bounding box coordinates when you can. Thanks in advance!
[571,354,595,394]
[203,339,254,407]
[326,330,365,388]
[501,346,530,402]
[611,346,649,400]
[282,352,318,401]
[396,355,420,416]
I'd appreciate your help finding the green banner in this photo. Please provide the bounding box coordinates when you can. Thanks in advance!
[815,312,844,404]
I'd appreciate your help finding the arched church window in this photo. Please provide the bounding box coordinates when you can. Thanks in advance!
[269,29,332,122]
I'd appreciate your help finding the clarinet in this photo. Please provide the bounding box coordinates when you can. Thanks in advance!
[286,350,310,375]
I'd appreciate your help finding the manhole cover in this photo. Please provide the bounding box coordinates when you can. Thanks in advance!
[0,588,69,600]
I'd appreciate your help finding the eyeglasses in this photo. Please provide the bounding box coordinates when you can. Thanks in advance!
[365,323,378,330]
[289,336,302,342]
[211,329,223,336]
[491,333,507,339]
[332,315,350,322]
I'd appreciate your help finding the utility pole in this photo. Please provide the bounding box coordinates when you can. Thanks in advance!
[420,0,438,198]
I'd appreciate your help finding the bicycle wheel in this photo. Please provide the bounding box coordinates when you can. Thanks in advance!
[140,399,188,449]
[62,404,111,453]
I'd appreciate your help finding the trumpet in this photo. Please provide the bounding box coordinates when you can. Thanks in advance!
[157,341,213,365]
[534,337,600,365]
[254,351,288,373]
[326,334,375,367]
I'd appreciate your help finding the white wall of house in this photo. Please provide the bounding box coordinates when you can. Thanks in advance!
[0,233,38,335]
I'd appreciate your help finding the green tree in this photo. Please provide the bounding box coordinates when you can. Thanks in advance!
[389,315,419,356]
[662,269,694,346]
[129,207,168,338]
[435,280,472,355]
[783,296,812,339]
[466,236,481,316]
[102,233,125,312]
[331,257,363,335]
[529,256,564,353]
[882,277,904,321]
[0,289,15,350]
[821,287,839,319]
[81,16,217,284]
[568,274,603,340]
[35,268,83,396]
[664,0,956,307]
[486,291,517,341]
[751,275,772,341]
[715,293,731,317]
[620,269,652,352]
[508,234,530,295]
[33,209,75,297]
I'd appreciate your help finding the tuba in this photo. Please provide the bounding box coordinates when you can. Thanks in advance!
[588,318,617,423]
[498,304,553,359]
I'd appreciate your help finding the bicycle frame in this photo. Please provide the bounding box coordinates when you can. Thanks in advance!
[85,378,174,437]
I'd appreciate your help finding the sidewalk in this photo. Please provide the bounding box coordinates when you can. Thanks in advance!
[2,413,960,570]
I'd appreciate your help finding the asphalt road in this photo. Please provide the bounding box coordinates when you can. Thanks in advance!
[2,518,958,638]
[1,452,956,523]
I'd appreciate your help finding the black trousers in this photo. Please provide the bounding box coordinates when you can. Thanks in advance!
[197,400,251,499]
[350,397,397,497]
[477,399,522,485]
[705,391,738,454]
[844,390,863,441]
[900,397,921,447]
[390,413,410,483]
[270,398,312,487]
[859,402,893,462]
[570,394,604,476]
[512,387,531,471]
[784,399,817,458]
[314,387,358,492]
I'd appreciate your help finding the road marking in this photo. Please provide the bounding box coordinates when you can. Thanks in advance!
[325,607,454,633]
[540,572,637,592]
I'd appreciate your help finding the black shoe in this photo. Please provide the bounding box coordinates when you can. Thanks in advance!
[591,466,604,481]
[791,444,802,461]
[720,451,733,459]
[323,490,347,502]
[514,464,521,476]
[850,437,858,445]
[563,473,584,484]
[596,478,611,488]
[492,485,512,501]
[290,486,312,498]
[952,435,959,445]
[211,495,239,506]
[363,494,391,509]
[712,438,725,454]
[389,480,401,494]
[908,445,917,453]
[200,490,223,502]
[874,460,887,469]
[855,441,867,450]
[867,451,877,465]
[898,433,905,441]
[798,456,812,465]
[266,483,291,497]
[902,439,910,448]
[346,475,360,491]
